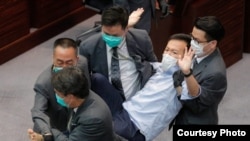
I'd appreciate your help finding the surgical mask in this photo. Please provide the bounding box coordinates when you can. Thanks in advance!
[190,39,204,56]
[161,53,177,72]
[102,33,123,48]
[53,66,63,73]
[55,93,68,108]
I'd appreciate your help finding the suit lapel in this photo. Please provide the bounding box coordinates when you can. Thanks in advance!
[69,93,92,132]
[68,109,76,132]
[193,49,219,77]
[125,31,139,57]
[193,62,206,77]
[95,39,109,77]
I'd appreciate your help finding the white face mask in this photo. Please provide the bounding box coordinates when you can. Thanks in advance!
[161,54,177,72]
[190,39,204,56]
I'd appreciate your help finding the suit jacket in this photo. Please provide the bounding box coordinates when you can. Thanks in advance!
[175,48,227,124]
[31,55,90,134]
[51,91,116,141]
[79,28,158,88]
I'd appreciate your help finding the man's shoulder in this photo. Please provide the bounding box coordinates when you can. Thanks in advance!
[79,33,103,53]
[35,66,52,86]
[85,91,110,113]
[128,28,148,35]
[127,28,150,44]
[88,90,107,106]
[204,50,226,72]
[78,91,112,123]
[80,32,102,45]
[78,55,88,65]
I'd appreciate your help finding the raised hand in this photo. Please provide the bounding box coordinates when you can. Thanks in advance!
[128,8,144,27]
[178,47,195,74]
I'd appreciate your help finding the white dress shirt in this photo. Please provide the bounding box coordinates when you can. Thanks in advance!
[123,63,192,141]
[106,38,140,100]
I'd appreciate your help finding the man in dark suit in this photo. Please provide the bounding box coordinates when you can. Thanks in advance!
[79,5,157,101]
[113,0,155,33]
[79,6,157,140]
[28,66,117,141]
[30,38,90,140]
[175,16,227,124]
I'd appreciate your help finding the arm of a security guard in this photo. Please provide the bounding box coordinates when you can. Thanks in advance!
[175,48,226,115]
[51,118,107,141]
[31,84,52,135]
[181,72,226,113]
[182,71,200,97]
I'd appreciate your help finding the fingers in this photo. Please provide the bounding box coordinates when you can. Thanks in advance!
[184,47,195,58]
[130,7,144,18]
[184,47,188,55]
[27,128,34,134]
[128,7,144,27]
[184,47,192,56]
[27,129,34,140]
[27,128,39,141]
[188,48,195,58]
[136,8,144,15]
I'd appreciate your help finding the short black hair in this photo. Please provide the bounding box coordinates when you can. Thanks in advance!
[194,16,225,42]
[52,66,89,99]
[169,33,191,48]
[101,5,129,29]
[53,38,78,55]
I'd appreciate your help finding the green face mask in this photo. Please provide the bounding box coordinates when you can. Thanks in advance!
[55,93,68,108]
[52,66,63,73]
[102,33,123,48]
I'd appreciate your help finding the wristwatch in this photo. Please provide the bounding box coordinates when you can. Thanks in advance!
[183,69,193,77]
[42,133,53,141]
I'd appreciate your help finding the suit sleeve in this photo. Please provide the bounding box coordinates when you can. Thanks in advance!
[51,118,107,141]
[31,84,52,134]
[181,72,227,113]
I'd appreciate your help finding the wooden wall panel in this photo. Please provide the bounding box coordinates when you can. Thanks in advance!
[185,0,244,67]
[150,0,244,67]
[149,14,182,61]
[0,0,30,48]
[244,0,250,53]
[29,0,83,28]
[0,7,97,65]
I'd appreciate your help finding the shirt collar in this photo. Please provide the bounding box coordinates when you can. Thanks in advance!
[195,54,208,64]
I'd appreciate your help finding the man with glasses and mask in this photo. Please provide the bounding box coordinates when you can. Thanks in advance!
[174,16,227,125]
[30,38,90,141]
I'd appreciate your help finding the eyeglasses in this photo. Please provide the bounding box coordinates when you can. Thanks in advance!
[190,33,210,45]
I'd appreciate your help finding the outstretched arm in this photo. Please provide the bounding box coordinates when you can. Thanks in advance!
[128,8,144,28]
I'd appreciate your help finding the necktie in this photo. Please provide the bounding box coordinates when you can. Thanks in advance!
[67,110,75,132]
[111,47,124,95]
